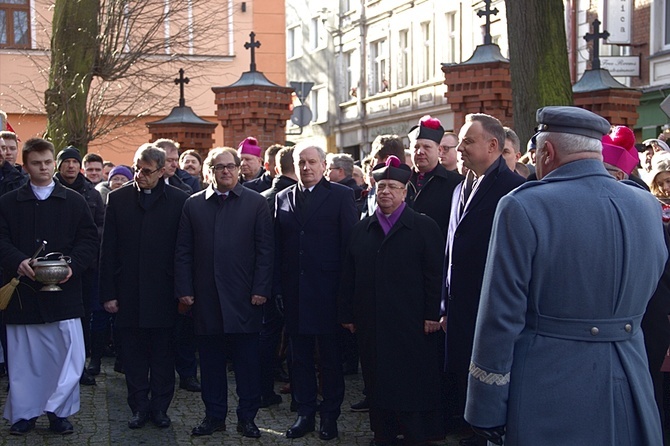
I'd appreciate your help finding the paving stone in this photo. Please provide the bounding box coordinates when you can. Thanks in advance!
[0,358,469,445]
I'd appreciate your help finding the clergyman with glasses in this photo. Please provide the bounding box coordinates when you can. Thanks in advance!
[338,155,444,446]
[174,147,273,438]
[99,143,189,430]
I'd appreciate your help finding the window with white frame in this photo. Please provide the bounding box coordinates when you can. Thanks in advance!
[398,29,410,88]
[345,50,356,99]
[309,17,321,51]
[370,39,388,95]
[0,0,30,48]
[287,25,303,59]
[310,87,328,123]
[446,12,457,64]
[420,21,432,82]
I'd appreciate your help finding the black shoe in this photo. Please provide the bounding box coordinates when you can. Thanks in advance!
[286,415,315,439]
[48,416,74,435]
[237,420,261,438]
[9,418,36,435]
[260,393,282,408]
[350,397,369,412]
[179,376,201,392]
[319,417,338,441]
[87,358,101,376]
[191,416,226,436]
[151,411,171,428]
[128,411,149,429]
[79,368,96,386]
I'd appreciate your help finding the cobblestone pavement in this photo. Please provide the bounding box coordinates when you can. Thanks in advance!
[0,358,469,445]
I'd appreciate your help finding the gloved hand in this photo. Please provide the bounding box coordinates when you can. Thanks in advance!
[274,294,284,315]
[472,425,505,445]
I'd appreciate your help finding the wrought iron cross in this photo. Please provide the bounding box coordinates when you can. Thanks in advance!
[584,19,610,70]
[477,0,499,45]
[244,32,262,72]
[174,68,190,107]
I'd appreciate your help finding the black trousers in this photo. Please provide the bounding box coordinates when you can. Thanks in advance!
[259,301,284,399]
[289,333,344,419]
[174,313,198,379]
[118,327,175,413]
[197,333,261,422]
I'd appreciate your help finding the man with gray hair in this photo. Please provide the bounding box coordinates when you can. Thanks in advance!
[99,143,189,430]
[274,142,358,441]
[464,106,667,445]
[326,153,362,200]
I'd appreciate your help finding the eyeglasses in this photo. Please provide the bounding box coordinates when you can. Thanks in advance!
[210,163,239,172]
[377,183,405,192]
[133,166,161,176]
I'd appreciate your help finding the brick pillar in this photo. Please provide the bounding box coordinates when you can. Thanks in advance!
[442,45,514,130]
[572,70,641,127]
[146,106,218,158]
[212,72,293,149]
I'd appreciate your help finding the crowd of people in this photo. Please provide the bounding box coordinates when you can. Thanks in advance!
[0,104,668,445]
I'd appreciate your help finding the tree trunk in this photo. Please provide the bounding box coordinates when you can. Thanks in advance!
[45,0,99,153]
[505,0,573,147]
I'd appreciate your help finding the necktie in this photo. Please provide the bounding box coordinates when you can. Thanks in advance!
[219,193,227,205]
[459,172,477,216]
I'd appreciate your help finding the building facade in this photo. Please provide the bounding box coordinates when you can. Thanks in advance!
[0,0,286,164]
[286,0,669,158]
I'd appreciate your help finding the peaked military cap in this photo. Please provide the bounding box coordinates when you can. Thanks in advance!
[536,106,611,140]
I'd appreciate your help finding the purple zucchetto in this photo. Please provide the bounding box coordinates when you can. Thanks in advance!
[372,155,412,184]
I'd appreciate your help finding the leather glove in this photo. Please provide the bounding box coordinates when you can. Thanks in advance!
[472,425,505,445]
[274,294,284,315]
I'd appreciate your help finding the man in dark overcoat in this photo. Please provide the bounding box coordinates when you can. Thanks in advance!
[175,147,273,438]
[405,116,463,235]
[274,143,358,440]
[0,138,98,435]
[99,143,188,430]
[440,114,525,445]
[339,156,444,446]
[54,145,105,386]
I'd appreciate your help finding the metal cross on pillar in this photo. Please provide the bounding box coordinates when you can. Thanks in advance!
[174,68,190,107]
[584,19,610,70]
[477,0,499,45]
[244,32,262,72]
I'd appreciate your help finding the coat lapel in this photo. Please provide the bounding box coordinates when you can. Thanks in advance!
[464,156,503,214]
[302,182,330,224]
[285,186,305,225]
